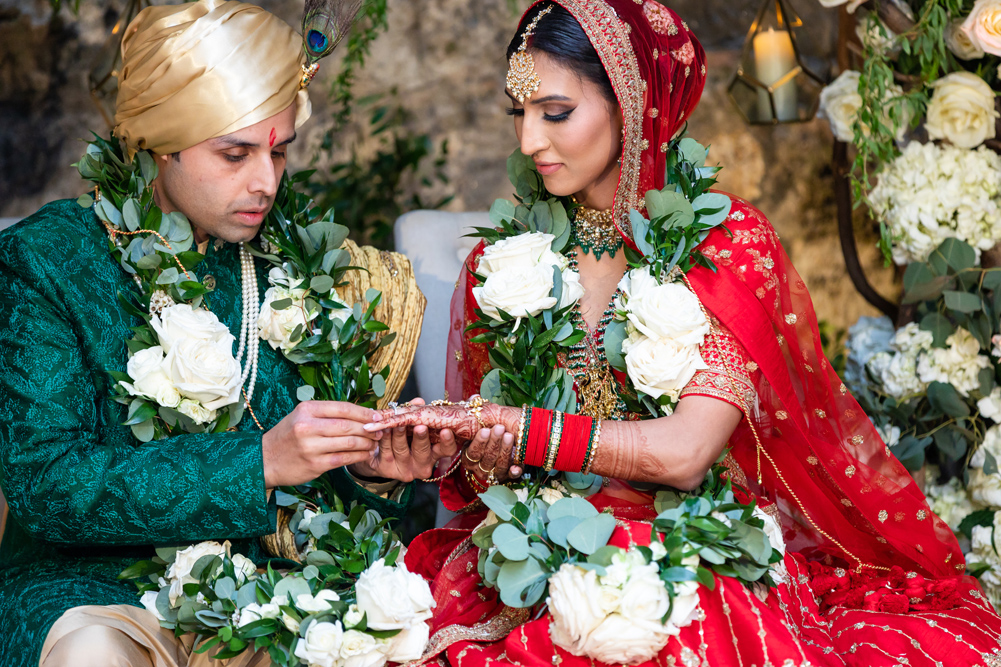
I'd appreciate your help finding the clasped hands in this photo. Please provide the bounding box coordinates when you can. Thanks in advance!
[262,397,521,489]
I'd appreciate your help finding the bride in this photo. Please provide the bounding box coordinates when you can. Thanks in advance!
[368,1,1001,665]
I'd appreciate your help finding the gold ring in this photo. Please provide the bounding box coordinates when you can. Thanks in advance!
[477,460,494,474]
[463,450,482,464]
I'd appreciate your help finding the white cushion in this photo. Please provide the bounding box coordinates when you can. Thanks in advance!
[0,218,20,232]
[394,210,487,402]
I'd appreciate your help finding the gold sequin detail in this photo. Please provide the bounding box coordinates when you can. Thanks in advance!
[815,409,827,418]
[804,363,814,373]
[775,410,788,420]
[807,455,819,465]
[852,435,863,446]
[660,142,670,152]
[640,139,650,150]
[653,48,659,58]
[784,313,798,325]
[745,361,758,372]
[454,350,463,362]
[917,510,928,520]
[841,498,853,507]
[840,383,848,395]
[648,107,659,118]
[879,510,888,523]
[845,465,856,478]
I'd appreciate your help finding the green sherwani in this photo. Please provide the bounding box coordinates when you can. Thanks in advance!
[0,200,412,667]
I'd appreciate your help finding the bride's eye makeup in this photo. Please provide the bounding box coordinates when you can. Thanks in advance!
[543,109,574,123]
[505,107,524,117]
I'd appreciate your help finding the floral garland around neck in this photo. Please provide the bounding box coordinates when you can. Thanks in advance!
[77,136,393,444]
[119,497,434,667]
[471,136,731,424]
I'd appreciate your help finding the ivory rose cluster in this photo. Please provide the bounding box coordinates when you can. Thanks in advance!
[818,70,909,144]
[472,232,584,322]
[547,548,700,665]
[925,71,999,149]
[120,303,242,424]
[616,268,708,410]
[962,0,1001,57]
[257,266,351,352]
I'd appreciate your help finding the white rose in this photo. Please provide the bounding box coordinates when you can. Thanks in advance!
[298,508,317,533]
[948,18,986,59]
[557,268,586,310]
[339,629,387,667]
[855,14,897,54]
[473,264,557,320]
[384,620,431,662]
[257,285,319,352]
[121,346,181,408]
[980,387,1001,422]
[816,0,865,11]
[619,269,709,346]
[295,589,341,614]
[547,564,608,657]
[231,553,257,583]
[581,615,671,665]
[477,232,563,277]
[328,292,352,334]
[752,507,786,554]
[165,541,229,605]
[140,590,166,622]
[876,423,901,449]
[648,540,668,561]
[539,486,566,505]
[159,332,241,411]
[282,610,300,633]
[818,70,863,143]
[962,0,1001,56]
[344,604,365,628]
[595,585,624,615]
[294,620,345,667]
[237,603,264,627]
[926,71,999,149]
[617,564,670,622]
[623,334,708,401]
[355,559,435,631]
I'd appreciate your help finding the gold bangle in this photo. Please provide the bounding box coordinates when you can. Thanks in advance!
[544,411,564,472]
[464,467,488,493]
[583,419,602,475]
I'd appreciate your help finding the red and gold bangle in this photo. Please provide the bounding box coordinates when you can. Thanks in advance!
[554,413,592,472]
[582,419,602,475]
[464,467,489,494]
[524,408,552,468]
[543,411,565,471]
[512,404,529,466]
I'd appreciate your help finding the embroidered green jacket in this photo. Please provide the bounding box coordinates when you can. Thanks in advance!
[0,200,413,666]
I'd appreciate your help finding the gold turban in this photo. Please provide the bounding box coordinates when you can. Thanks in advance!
[114,0,311,157]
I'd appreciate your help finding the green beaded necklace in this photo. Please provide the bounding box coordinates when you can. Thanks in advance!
[570,201,624,260]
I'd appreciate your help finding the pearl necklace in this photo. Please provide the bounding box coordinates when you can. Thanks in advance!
[235,242,260,402]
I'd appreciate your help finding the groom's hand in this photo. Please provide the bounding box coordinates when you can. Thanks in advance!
[349,399,460,482]
[263,401,385,488]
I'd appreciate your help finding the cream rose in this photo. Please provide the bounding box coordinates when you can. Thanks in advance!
[818,70,863,143]
[343,604,365,628]
[140,590,166,622]
[294,620,345,667]
[962,0,1001,55]
[473,264,558,320]
[617,564,670,622]
[162,336,241,410]
[176,399,216,426]
[948,18,986,59]
[231,553,257,583]
[166,541,229,605]
[581,615,671,665]
[619,269,709,345]
[383,620,431,662]
[925,71,999,149]
[295,589,341,614]
[539,486,566,505]
[477,232,566,277]
[547,564,607,656]
[257,284,319,352]
[339,630,387,667]
[557,269,586,310]
[151,303,232,352]
[623,334,708,402]
[120,345,181,408]
[355,559,435,631]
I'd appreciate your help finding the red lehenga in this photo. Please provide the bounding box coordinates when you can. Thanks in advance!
[403,1,1001,665]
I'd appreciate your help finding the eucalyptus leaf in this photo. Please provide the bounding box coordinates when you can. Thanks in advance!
[491,523,531,561]
[565,513,616,555]
[273,576,311,601]
[496,558,548,608]
[297,385,316,402]
[547,496,598,521]
[480,368,503,403]
[479,485,519,521]
[131,418,155,443]
[310,275,336,294]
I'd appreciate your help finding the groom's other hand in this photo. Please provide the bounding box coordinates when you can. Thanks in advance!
[262,401,385,488]
[350,399,460,482]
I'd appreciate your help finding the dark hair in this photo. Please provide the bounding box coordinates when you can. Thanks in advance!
[506,2,616,105]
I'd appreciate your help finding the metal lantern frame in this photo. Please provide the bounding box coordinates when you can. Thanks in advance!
[727,0,826,125]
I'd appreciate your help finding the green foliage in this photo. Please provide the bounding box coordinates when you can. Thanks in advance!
[474,460,779,612]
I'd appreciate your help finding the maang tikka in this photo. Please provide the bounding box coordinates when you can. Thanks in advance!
[506,5,554,103]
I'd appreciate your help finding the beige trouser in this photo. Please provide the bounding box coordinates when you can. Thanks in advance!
[39,605,270,667]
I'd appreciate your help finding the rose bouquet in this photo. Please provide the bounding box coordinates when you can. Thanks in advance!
[603,137,731,417]
[120,503,433,667]
[467,150,588,411]
[471,458,782,665]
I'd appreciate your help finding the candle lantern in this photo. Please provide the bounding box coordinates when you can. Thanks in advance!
[727,0,826,125]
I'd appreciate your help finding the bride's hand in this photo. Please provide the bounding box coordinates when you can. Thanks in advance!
[362,398,520,440]
[463,424,520,484]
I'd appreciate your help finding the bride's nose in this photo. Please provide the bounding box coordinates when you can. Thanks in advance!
[519,116,551,159]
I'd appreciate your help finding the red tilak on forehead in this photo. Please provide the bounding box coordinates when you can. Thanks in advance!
[269,128,276,147]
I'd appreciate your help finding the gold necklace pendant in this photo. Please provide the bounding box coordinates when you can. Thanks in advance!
[571,202,624,260]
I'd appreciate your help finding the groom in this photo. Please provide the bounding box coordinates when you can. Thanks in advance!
[0,1,450,665]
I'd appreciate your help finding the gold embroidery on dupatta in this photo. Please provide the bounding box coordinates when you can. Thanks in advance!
[554,0,645,238]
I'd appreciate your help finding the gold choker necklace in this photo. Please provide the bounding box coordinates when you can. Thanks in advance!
[571,200,623,260]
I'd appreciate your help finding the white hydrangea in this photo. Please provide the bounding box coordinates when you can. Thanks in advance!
[865,323,934,400]
[924,466,974,532]
[916,328,992,397]
[965,512,1001,608]
[970,425,1001,508]
[869,142,1001,265]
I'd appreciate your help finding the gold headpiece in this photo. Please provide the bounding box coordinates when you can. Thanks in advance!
[506,5,554,104]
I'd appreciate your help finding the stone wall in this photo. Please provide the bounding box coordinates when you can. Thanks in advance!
[0,0,898,331]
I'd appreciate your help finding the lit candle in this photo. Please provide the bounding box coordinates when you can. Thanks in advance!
[753,28,798,122]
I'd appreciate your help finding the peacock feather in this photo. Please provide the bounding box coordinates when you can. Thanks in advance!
[302,0,364,66]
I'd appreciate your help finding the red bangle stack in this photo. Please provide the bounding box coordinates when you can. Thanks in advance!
[554,413,592,472]
[523,408,552,468]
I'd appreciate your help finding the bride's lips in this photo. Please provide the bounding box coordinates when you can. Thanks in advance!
[535,162,563,176]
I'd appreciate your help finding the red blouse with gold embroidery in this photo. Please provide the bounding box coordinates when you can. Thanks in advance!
[679,317,758,414]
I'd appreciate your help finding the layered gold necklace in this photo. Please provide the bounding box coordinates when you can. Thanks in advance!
[570,198,624,260]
